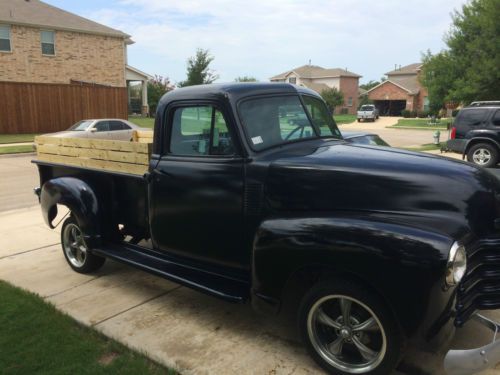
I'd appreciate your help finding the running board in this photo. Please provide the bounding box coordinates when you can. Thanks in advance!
[92,242,250,303]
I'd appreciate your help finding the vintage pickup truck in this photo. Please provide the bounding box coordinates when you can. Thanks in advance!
[34,83,500,375]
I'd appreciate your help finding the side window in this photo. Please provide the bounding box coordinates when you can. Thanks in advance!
[457,109,486,127]
[170,106,235,156]
[94,121,109,132]
[492,110,500,127]
[41,30,55,55]
[0,25,11,52]
[109,121,125,131]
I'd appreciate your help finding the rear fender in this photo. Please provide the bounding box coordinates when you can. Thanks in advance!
[40,177,100,246]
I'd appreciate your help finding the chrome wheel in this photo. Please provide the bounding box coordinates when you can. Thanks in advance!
[62,222,87,268]
[307,295,387,374]
[472,148,492,165]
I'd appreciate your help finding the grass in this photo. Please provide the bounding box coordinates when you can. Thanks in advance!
[128,116,155,129]
[402,142,447,152]
[0,145,35,154]
[389,118,450,130]
[0,280,175,375]
[0,133,39,144]
[334,114,357,124]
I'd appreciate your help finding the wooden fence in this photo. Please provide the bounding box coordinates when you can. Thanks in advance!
[0,81,128,134]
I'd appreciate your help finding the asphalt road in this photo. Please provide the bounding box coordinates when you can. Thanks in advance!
[0,153,39,212]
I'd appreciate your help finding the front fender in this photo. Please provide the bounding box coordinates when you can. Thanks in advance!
[40,177,100,245]
[252,213,456,342]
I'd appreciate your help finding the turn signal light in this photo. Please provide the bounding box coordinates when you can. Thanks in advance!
[450,127,457,139]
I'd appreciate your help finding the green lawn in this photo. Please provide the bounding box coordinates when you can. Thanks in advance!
[0,145,35,154]
[128,116,155,129]
[389,118,450,130]
[334,114,357,124]
[402,142,447,152]
[0,133,39,144]
[0,280,175,375]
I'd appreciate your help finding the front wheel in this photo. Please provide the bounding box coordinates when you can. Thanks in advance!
[467,143,498,168]
[299,280,403,375]
[61,217,105,273]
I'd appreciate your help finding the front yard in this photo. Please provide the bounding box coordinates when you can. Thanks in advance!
[0,280,174,375]
[388,118,450,130]
[333,114,357,124]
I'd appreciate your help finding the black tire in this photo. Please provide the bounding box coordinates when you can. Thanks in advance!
[357,119,361,122]
[466,143,498,168]
[61,217,105,273]
[299,280,403,375]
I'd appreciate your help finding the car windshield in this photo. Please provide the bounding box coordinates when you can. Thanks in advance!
[360,105,374,111]
[238,95,341,151]
[68,120,93,131]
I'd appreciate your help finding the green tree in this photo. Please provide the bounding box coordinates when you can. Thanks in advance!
[421,0,500,108]
[178,49,219,87]
[234,76,258,82]
[359,80,380,91]
[321,87,344,113]
[147,75,174,116]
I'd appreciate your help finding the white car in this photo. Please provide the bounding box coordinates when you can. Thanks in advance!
[44,119,147,141]
[357,105,379,122]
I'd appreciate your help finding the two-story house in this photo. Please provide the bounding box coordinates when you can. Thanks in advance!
[0,0,151,134]
[269,65,361,114]
[366,63,429,116]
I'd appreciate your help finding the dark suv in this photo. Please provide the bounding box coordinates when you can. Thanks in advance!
[447,102,500,167]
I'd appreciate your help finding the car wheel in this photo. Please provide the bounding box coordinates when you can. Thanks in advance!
[299,280,403,375]
[61,217,105,273]
[467,143,498,168]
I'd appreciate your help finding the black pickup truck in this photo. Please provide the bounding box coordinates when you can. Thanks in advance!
[34,83,500,375]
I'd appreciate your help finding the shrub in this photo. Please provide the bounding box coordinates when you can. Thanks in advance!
[401,109,411,118]
[417,110,430,118]
[410,110,417,118]
[341,108,349,114]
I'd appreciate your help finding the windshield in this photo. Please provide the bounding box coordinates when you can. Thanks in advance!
[360,105,374,111]
[68,120,93,131]
[238,95,341,151]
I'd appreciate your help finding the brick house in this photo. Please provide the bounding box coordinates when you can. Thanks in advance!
[269,65,361,114]
[367,63,429,116]
[0,0,151,133]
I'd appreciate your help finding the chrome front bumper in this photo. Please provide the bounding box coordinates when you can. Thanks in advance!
[445,314,500,374]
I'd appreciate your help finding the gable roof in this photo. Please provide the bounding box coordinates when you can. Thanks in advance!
[385,63,422,76]
[270,64,361,80]
[299,81,330,94]
[366,75,421,95]
[0,0,130,39]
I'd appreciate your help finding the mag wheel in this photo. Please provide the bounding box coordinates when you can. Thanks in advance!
[299,281,402,375]
[467,143,498,168]
[61,217,105,273]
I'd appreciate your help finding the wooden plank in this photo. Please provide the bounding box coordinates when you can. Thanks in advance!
[37,153,148,175]
[37,144,149,164]
[35,136,152,154]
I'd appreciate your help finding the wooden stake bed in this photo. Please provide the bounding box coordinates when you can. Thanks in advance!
[35,131,153,175]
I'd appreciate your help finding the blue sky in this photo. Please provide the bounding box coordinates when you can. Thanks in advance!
[46,0,466,85]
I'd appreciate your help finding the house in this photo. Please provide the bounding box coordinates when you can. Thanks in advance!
[366,63,429,116]
[0,0,151,134]
[269,65,361,114]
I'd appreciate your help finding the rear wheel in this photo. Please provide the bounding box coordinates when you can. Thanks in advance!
[299,280,403,374]
[467,143,498,168]
[61,217,105,273]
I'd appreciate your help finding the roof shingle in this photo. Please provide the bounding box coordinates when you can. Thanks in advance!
[385,63,422,76]
[0,0,129,39]
[270,64,361,80]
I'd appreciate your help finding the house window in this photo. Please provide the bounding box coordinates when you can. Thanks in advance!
[423,96,430,111]
[0,25,11,52]
[289,77,297,84]
[41,30,55,55]
[347,97,353,107]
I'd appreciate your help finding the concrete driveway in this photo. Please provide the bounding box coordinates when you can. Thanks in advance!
[340,117,446,148]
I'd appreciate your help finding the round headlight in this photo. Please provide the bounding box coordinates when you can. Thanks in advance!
[446,242,467,286]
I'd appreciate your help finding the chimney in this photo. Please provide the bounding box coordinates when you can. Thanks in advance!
[308,59,311,66]
[399,64,402,70]
[394,64,397,71]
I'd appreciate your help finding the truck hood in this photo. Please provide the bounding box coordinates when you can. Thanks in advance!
[266,143,500,237]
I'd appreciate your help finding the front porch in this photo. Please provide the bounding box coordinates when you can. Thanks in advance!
[126,65,153,116]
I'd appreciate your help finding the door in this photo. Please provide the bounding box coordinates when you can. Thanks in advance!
[149,104,247,270]
[109,120,134,141]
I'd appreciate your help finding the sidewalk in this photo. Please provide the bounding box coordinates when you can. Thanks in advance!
[0,142,33,147]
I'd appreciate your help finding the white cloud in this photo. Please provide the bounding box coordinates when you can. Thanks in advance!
[86,0,466,84]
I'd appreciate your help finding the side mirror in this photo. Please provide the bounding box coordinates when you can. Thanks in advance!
[90,128,97,133]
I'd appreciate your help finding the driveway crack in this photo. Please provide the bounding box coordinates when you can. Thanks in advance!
[0,243,59,260]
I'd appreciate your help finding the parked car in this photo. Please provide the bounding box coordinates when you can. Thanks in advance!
[342,131,390,146]
[44,119,146,141]
[447,102,500,167]
[357,104,379,122]
[34,83,500,375]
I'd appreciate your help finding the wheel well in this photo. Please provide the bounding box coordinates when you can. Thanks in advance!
[279,265,402,332]
[465,139,500,154]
